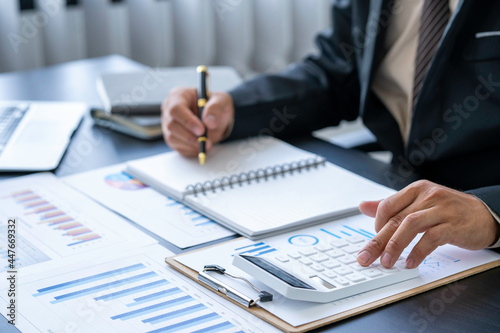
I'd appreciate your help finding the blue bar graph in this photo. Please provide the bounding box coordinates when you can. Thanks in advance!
[111,295,194,321]
[51,271,157,304]
[29,259,249,332]
[192,321,235,333]
[146,312,220,333]
[255,248,277,256]
[34,263,145,296]
[142,303,206,324]
[191,216,209,222]
[127,287,183,307]
[94,279,170,302]
[239,245,271,255]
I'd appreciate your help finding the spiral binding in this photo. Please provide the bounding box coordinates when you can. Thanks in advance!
[185,156,326,196]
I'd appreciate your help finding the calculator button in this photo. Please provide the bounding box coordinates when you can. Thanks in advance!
[314,244,333,252]
[330,239,349,248]
[325,249,345,258]
[310,254,329,263]
[322,260,341,269]
[349,263,368,271]
[334,267,353,276]
[338,256,357,265]
[275,255,289,263]
[299,258,313,266]
[311,264,325,272]
[322,271,337,279]
[346,273,366,283]
[342,244,364,254]
[335,277,350,286]
[379,266,399,273]
[298,248,317,257]
[287,252,302,259]
[362,269,383,278]
[346,235,365,244]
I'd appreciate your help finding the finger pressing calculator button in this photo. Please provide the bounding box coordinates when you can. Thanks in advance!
[379,266,399,273]
[362,269,382,278]
[349,263,368,271]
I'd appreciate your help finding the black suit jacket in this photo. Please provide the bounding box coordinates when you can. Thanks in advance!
[227,0,500,217]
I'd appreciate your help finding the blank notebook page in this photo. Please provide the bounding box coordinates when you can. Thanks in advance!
[185,162,395,237]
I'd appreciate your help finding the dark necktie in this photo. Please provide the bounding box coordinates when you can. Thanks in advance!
[412,0,450,111]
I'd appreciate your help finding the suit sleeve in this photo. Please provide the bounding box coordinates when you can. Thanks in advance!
[467,186,500,248]
[227,1,361,141]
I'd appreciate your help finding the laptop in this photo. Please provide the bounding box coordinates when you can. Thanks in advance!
[0,100,85,171]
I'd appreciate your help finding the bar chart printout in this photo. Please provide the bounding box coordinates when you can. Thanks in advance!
[63,164,235,249]
[8,188,103,247]
[0,173,155,266]
[5,245,273,333]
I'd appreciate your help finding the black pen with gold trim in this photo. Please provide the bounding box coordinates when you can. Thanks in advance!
[197,65,209,165]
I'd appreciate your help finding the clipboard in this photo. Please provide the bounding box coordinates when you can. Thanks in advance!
[166,238,500,333]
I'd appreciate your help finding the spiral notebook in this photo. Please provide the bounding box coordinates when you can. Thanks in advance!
[125,137,395,239]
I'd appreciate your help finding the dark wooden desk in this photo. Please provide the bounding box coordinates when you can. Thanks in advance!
[1,56,499,333]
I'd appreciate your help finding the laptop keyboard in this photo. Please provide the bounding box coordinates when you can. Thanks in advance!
[0,105,29,154]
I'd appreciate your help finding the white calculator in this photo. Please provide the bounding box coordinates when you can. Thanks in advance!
[232,234,419,303]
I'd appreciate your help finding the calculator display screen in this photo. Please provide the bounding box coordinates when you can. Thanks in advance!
[239,255,315,290]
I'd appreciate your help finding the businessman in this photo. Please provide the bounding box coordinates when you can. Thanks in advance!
[161,0,500,269]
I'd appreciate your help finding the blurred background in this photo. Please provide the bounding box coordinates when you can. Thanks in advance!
[0,0,332,77]
[0,0,380,156]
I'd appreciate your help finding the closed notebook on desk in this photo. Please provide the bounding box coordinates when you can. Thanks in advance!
[125,137,395,239]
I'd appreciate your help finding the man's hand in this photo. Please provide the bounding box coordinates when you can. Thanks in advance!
[356,180,499,269]
[161,87,234,156]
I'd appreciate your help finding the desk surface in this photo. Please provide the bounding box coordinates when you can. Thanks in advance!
[1,56,499,333]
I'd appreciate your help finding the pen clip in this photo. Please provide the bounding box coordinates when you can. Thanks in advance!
[198,265,273,308]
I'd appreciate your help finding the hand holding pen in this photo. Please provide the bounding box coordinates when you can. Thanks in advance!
[161,73,235,158]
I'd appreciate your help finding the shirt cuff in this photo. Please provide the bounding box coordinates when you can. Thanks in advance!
[482,201,500,248]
